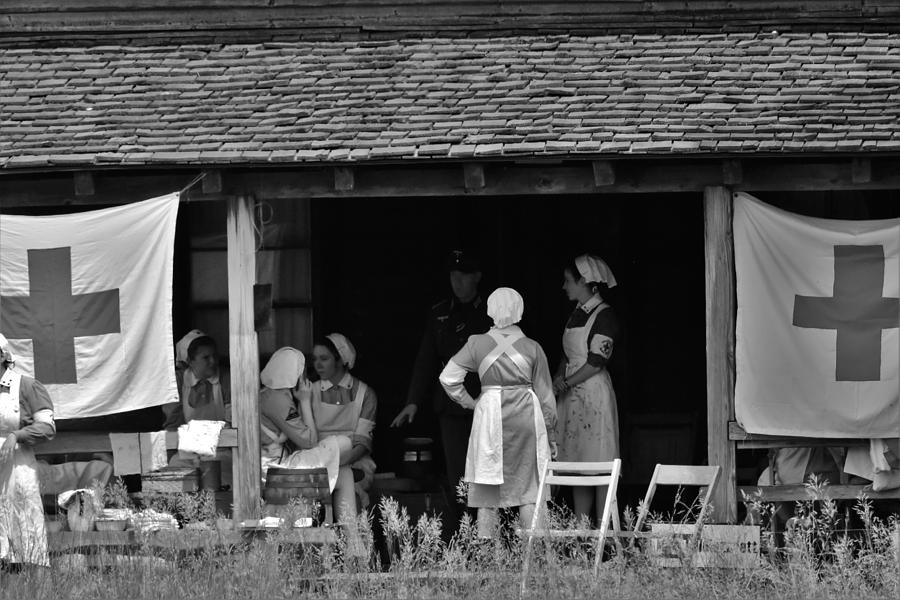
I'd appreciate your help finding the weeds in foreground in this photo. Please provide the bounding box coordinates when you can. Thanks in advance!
[2,483,898,600]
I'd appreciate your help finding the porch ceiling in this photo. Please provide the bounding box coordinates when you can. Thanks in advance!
[2,32,900,170]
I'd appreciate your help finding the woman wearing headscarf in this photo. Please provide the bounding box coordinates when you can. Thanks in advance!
[162,329,231,430]
[439,288,557,538]
[0,333,54,568]
[553,254,621,523]
[258,347,350,493]
[164,330,232,484]
[309,334,377,522]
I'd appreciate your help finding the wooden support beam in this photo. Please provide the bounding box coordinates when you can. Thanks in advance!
[704,186,737,524]
[202,170,222,194]
[722,160,742,185]
[227,195,261,522]
[591,160,615,186]
[463,163,485,191]
[73,172,94,196]
[5,157,900,208]
[895,527,900,575]
[334,167,354,192]
[851,158,871,183]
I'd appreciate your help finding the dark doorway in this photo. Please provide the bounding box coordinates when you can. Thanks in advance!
[311,194,707,510]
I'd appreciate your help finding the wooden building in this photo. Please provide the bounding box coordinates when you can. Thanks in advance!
[2,1,900,522]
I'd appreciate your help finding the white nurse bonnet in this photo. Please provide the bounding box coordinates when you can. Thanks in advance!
[487,287,524,329]
[325,333,357,370]
[260,347,306,390]
[575,254,617,288]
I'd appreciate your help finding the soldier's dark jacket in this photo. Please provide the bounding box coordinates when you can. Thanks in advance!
[405,296,492,415]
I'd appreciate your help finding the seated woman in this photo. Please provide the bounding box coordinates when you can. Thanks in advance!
[161,329,231,430]
[844,439,900,492]
[258,346,350,494]
[163,330,231,483]
[748,446,842,529]
[310,334,377,523]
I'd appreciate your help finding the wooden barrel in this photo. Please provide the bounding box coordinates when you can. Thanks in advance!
[263,467,330,505]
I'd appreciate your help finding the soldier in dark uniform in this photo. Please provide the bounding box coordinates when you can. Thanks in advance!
[391,250,492,531]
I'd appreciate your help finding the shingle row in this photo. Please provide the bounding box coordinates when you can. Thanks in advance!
[1,33,899,168]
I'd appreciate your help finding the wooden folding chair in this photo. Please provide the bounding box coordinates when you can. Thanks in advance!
[520,459,622,594]
[631,464,721,552]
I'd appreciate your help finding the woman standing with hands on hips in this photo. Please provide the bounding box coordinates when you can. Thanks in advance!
[553,255,621,524]
[439,288,558,538]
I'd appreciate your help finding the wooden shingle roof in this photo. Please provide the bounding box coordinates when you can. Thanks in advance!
[2,32,900,169]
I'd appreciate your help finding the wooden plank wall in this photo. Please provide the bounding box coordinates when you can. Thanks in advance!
[2,1,900,45]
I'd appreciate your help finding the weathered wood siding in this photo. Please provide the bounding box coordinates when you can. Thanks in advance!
[2,1,900,44]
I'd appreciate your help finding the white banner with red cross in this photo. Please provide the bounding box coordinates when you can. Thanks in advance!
[0,194,180,419]
[734,192,900,438]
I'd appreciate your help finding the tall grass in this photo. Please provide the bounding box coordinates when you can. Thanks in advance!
[3,481,898,600]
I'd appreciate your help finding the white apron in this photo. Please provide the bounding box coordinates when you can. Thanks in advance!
[260,419,348,493]
[311,381,377,505]
[465,329,551,485]
[0,369,49,566]
[558,302,619,462]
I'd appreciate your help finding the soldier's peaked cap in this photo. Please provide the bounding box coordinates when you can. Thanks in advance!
[446,249,481,273]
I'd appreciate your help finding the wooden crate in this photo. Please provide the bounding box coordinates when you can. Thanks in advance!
[648,524,761,568]
[142,467,201,493]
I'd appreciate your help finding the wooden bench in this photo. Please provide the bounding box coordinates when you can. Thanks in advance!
[729,422,900,503]
[36,429,241,514]
[39,430,342,550]
[35,429,239,457]
[47,527,337,554]
[37,429,238,490]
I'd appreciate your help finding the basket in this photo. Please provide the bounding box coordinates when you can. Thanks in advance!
[95,519,128,532]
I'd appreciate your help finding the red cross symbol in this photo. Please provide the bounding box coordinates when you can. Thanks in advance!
[793,245,899,381]
[1,247,120,384]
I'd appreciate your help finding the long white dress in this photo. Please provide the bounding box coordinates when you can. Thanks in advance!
[440,326,557,508]
[0,368,52,567]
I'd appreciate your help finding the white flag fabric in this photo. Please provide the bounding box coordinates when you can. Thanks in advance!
[0,194,180,419]
[734,192,900,438]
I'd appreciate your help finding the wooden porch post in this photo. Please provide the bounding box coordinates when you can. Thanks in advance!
[227,195,261,521]
[704,186,737,523]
